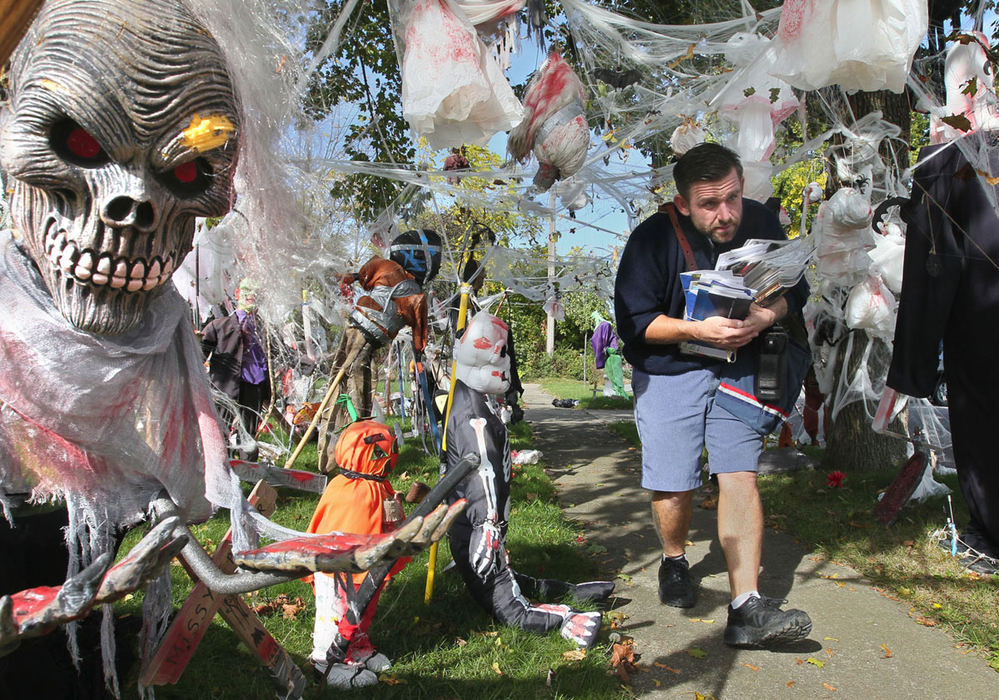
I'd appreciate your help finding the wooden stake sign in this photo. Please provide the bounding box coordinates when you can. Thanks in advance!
[140,482,306,698]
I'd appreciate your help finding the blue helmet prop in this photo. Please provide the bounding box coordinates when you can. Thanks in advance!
[389,229,442,285]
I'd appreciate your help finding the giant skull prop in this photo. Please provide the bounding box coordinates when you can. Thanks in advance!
[0,0,240,334]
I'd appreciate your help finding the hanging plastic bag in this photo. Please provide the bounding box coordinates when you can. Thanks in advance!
[844,274,897,337]
[869,220,906,294]
[930,32,999,143]
[391,0,523,149]
[715,33,800,162]
[508,51,589,191]
[811,187,875,286]
[770,0,928,94]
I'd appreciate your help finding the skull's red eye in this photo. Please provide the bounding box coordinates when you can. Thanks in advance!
[174,161,198,183]
[66,128,102,159]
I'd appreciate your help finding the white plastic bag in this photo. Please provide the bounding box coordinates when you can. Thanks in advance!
[869,220,906,294]
[844,274,897,337]
[930,32,999,143]
[511,449,542,465]
[811,187,875,286]
[715,32,800,162]
[393,0,524,149]
[770,0,928,94]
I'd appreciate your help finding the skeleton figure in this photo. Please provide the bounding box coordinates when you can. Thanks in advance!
[444,313,613,649]
[0,1,464,687]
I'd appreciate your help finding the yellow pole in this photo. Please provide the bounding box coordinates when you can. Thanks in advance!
[425,282,472,604]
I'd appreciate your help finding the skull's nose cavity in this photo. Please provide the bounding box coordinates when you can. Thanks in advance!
[102,196,156,230]
[135,201,155,229]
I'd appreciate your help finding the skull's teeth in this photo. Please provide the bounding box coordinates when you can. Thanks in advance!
[47,234,176,292]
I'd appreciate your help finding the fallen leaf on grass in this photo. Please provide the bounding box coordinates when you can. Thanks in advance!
[824,682,838,691]
[743,663,759,671]
[686,648,708,659]
[491,662,503,675]
[455,638,467,647]
[915,616,937,627]
[881,643,893,658]
[564,648,587,662]
[281,600,304,619]
[806,657,825,668]
[653,662,681,674]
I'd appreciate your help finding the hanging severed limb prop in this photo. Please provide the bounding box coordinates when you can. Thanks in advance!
[0,515,188,658]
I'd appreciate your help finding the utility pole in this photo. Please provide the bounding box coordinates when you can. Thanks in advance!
[546,189,556,357]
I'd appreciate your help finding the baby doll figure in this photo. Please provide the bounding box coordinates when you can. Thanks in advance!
[308,420,406,689]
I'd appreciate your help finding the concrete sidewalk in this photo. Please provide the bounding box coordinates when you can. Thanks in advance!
[521,383,996,699]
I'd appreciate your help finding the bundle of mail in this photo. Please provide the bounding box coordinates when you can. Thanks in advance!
[679,237,813,361]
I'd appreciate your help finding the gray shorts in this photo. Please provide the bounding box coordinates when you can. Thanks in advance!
[632,367,763,492]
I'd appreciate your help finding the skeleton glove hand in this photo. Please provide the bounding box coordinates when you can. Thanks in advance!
[470,519,503,578]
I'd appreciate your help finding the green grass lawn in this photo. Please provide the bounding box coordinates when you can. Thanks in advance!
[536,378,633,411]
[113,420,627,699]
[606,419,999,672]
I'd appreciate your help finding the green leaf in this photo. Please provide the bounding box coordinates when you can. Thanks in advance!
[686,648,708,659]
[806,657,825,668]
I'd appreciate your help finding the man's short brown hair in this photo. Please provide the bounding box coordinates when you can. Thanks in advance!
[673,143,743,199]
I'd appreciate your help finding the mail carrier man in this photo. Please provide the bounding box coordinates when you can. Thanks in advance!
[614,143,811,648]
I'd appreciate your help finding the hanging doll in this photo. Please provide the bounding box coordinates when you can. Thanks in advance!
[444,313,613,648]
[308,420,406,689]
[316,229,442,472]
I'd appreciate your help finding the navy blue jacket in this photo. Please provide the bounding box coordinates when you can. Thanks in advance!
[614,199,809,375]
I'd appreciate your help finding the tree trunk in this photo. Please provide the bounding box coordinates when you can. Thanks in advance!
[822,333,905,472]
[821,89,911,472]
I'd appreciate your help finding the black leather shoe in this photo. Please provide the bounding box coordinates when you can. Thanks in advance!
[658,556,696,608]
[724,595,811,648]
